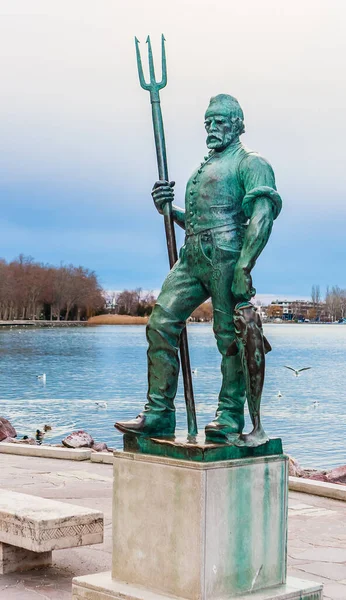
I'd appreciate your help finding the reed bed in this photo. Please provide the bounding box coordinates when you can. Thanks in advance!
[87,314,149,325]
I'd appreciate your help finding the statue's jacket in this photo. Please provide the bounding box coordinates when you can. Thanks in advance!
[183,141,282,250]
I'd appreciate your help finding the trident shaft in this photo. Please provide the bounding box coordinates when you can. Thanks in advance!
[135,35,197,436]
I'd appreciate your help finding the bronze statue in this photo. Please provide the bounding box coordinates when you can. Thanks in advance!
[115,39,282,447]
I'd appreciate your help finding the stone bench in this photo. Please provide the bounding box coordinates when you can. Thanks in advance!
[0,490,103,574]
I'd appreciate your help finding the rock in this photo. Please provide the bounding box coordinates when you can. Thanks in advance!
[287,456,346,485]
[19,437,36,445]
[92,442,108,452]
[2,437,36,445]
[0,418,16,441]
[305,471,329,482]
[288,456,304,477]
[62,430,94,449]
[326,465,346,484]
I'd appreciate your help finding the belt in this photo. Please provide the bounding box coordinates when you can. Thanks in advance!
[185,223,246,238]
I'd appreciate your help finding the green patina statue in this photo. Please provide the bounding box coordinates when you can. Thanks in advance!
[115,37,282,447]
[116,91,282,446]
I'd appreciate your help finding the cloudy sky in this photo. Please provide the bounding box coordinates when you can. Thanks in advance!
[0,0,345,298]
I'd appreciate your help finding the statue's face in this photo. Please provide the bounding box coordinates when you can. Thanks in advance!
[204,109,236,151]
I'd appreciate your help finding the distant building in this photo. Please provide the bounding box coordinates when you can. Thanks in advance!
[264,299,330,322]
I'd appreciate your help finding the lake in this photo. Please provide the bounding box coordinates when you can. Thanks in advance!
[0,323,345,470]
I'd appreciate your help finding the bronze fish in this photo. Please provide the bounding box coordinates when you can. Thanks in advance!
[227,302,271,447]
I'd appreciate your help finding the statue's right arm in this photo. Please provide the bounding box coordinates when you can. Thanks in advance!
[152,180,186,230]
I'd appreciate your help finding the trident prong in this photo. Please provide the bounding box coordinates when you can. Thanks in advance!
[159,35,167,88]
[135,34,167,98]
[135,37,151,91]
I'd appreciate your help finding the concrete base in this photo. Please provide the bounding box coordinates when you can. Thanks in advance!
[289,476,346,501]
[72,572,323,600]
[0,542,52,574]
[90,451,113,464]
[0,442,91,460]
[111,452,288,598]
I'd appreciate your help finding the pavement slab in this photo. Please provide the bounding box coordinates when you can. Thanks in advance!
[296,561,346,580]
[322,583,346,599]
[0,455,345,599]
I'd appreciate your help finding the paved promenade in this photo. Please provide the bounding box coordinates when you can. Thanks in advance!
[0,454,345,599]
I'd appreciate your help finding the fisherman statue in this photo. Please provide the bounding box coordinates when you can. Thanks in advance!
[116,92,282,447]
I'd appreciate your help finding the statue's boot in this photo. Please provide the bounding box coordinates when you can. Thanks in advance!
[115,303,184,437]
[205,352,246,442]
[115,411,175,437]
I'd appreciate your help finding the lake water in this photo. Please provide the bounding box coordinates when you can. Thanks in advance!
[0,323,345,470]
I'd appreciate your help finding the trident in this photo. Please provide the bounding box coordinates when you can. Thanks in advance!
[135,35,197,437]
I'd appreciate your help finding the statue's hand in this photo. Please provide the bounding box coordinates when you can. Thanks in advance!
[232,266,256,301]
[152,180,175,214]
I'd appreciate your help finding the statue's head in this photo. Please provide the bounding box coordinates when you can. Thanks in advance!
[205,94,245,151]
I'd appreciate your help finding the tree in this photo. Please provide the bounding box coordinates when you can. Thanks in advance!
[191,301,213,322]
[311,285,321,320]
[0,256,105,321]
[325,285,346,321]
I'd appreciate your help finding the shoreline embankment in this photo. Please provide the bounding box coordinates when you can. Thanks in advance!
[1,317,342,327]
[0,320,88,328]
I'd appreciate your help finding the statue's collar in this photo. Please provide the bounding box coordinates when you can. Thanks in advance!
[206,140,242,162]
[214,139,242,156]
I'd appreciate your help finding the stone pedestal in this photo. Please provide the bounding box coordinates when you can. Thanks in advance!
[73,448,323,599]
[112,452,287,596]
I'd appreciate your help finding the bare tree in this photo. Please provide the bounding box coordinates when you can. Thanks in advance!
[191,301,213,322]
[325,285,346,321]
[0,256,105,321]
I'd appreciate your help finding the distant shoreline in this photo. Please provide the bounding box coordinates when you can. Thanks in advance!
[0,317,343,328]
[0,320,87,328]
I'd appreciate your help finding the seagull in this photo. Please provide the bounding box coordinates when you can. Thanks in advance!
[95,401,107,408]
[37,374,46,383]
[192,368,198,375]
[277,391,282,398]
[313,400,319,407]
[284,366,312,377]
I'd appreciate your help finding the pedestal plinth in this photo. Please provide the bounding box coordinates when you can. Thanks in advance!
[72,442,323,599]
[112,452,287,597]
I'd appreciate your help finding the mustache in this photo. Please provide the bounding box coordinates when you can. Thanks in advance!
[207,134,223,142]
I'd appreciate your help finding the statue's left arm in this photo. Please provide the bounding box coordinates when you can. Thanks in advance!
[232,155,282,300]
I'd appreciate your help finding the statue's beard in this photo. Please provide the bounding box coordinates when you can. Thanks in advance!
[206,133,236,150]
[206,135,224,148]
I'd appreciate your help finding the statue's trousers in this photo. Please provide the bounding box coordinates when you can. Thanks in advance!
[144,227,246,432]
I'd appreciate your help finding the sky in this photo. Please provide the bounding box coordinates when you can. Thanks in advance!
[0,0,346,299]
